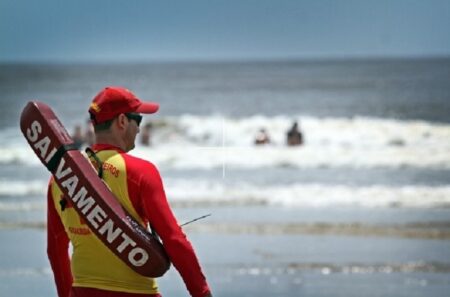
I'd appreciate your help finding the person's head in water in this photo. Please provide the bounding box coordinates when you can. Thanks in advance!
[88,86,159,152]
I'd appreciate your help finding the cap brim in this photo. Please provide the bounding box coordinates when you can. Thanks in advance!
[136,102,159,114]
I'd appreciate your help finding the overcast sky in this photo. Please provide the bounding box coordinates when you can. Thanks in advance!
[1,0,450,62]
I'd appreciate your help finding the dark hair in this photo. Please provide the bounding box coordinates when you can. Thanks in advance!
[93,119,114,133]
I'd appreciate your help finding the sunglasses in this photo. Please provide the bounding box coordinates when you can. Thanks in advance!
[125,113,143,127]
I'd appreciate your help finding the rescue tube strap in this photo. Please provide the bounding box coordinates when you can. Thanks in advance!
[85,147,104,178]
[47,143,79,172]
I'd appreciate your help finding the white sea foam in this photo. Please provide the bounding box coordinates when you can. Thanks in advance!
[5,115,450,169]
[0,180,47,197]
[136,115,450,169]
[132,144,450,170]
[163,179,450,208]
[3,115,450,169]
[0,201,45,211]
[159,114,450,148]
[1,179,449,209]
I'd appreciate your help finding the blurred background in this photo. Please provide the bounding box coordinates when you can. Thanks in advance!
[1,1,450,296]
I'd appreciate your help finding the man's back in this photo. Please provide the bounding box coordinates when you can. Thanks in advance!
[49,145,158,294]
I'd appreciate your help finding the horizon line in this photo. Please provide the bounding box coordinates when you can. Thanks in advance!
[1,53,450,65]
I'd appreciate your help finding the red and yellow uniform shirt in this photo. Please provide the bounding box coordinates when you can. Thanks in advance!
[47,144,210,297]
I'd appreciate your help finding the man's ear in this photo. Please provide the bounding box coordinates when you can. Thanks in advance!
[115,114,128,130]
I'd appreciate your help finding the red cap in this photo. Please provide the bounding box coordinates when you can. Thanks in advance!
[89,86,159,124]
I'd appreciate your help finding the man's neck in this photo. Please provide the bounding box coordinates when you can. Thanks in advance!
[95,133,127,152]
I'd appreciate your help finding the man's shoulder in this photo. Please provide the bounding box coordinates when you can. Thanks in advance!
[121,153,162,186]
[121,153,158,172]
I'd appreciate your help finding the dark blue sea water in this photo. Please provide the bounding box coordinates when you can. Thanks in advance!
[1,58,450,127]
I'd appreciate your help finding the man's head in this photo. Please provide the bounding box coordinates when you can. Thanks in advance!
[88,86,159,151]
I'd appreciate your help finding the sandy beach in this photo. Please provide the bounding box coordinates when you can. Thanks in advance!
[1,206,449,297]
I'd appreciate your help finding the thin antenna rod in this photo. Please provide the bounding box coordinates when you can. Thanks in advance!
[180,214,212,227]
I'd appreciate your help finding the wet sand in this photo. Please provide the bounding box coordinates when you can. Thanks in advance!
[1,206,449,297]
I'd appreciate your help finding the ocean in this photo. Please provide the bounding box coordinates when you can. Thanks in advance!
[0,58,450,297]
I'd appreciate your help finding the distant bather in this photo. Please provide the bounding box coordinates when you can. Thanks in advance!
[286,121,303,146]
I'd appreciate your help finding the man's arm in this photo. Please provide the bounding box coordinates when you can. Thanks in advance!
[47,183,73,297]
[141,163,212,297]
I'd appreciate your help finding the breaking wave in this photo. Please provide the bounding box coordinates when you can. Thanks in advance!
[2,179,450,209]
[2,115,450,169]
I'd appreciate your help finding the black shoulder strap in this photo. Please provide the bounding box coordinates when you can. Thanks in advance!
[85,147,103,178]
[47,143,79,172]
